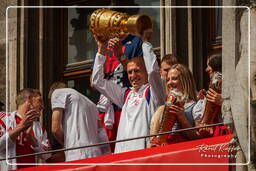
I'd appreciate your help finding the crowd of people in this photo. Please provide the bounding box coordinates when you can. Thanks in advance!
[0,28,228,170]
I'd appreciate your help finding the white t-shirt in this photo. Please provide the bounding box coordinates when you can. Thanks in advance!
[51,88,102,161]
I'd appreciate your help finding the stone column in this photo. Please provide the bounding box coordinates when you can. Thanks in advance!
[160,0,176,58]
[187,0,193,73]
[6,4,18,111]
[222,0,250,170]
[0,0,11,111]
[223,0,256,170]
[249,6,256,171]
[231,9,249,170]
[222,1,237,126]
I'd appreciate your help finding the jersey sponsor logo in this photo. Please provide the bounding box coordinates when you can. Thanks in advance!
[126,41,132,44]
[16,132,27,146]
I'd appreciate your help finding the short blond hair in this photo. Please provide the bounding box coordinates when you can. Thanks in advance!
[16,88,41,107]
[48,82,67,99]
[169,64,197,101]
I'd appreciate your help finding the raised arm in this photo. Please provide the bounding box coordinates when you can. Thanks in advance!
[142,29,166,106]
[91,36,126,108]
[0,112,36,152]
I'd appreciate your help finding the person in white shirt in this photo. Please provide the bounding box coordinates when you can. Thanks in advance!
[91,29,166,153]
[49,82,110,161]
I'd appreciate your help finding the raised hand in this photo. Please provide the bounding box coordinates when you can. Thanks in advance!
[150,137,167,147]
[93,34,109,56]
[17,112,37,130]
[168,103,185,119]
[206,88,223,106]
[197,123,214,138]
[108,37,123,58]
[198,89,207,100]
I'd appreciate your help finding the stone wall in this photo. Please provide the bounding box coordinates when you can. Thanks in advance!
[223,0,256,170]
[0,0,18,111]
[0,0,7,110]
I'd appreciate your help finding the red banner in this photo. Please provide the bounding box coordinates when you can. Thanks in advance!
[17,134,235,171]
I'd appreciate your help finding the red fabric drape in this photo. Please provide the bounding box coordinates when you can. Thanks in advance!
[16,134,233,171]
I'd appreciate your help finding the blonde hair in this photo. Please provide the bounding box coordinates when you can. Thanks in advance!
[48,82,67,99]
[16,88,41,107]
[169,64,197,101]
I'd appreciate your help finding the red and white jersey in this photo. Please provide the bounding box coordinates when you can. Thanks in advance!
[0,111,51,170]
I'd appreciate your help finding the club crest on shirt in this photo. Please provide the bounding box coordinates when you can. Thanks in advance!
[130,94,144,106]
[132,99,141,106]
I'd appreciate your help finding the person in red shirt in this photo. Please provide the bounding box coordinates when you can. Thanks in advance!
[0,88,51,170]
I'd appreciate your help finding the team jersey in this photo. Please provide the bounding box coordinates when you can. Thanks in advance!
[96,35,143,151]
[15,114,35,168]
[92,41,166,153]
[0,112,51,170]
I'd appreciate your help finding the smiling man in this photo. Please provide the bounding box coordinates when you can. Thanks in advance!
[126,57,148,91]
[92,29,165,153]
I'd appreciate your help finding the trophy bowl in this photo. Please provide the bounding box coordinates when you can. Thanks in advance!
[90,9,152,40]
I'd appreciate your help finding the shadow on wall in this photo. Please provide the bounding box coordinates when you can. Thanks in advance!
[0,44,6,110]
[0,101,4,111]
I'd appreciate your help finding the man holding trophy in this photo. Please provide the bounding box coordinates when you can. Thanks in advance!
[91,9,166,153]
[91,9,144,152]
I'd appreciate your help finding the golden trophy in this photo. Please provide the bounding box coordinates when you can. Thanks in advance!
[90,9,152,40]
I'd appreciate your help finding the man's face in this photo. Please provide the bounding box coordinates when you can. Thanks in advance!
[127,58,148,91]
[30,95,44,113]
[160,61,171,78]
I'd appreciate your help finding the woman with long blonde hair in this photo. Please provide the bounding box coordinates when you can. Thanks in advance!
[150,64,200,146]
